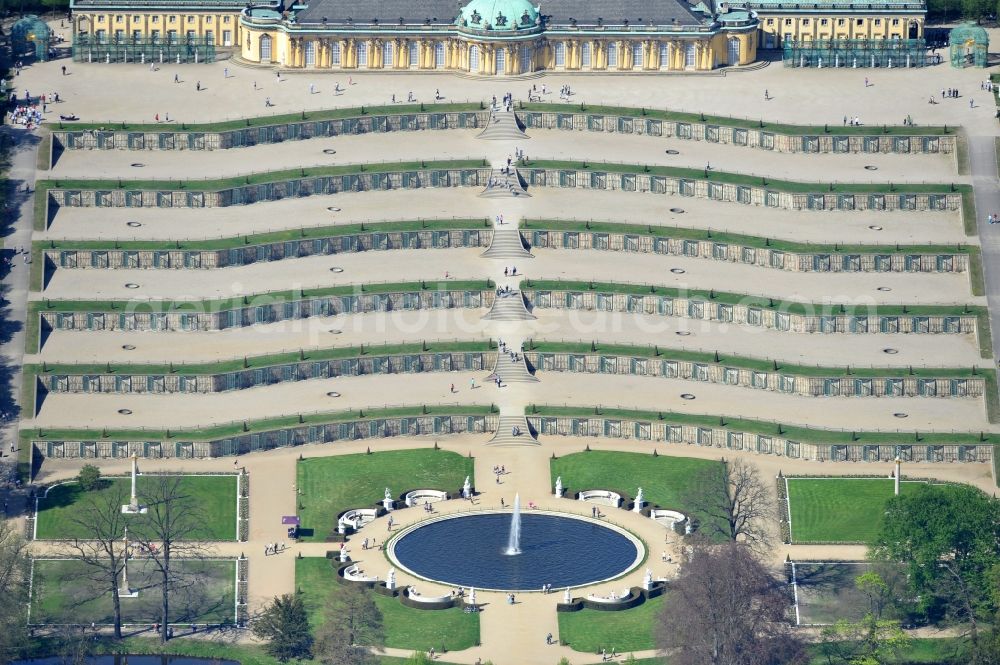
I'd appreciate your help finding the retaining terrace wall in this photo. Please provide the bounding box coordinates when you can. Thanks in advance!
[40,288,493,333]
[46,167,491,211]
[522,168,961,212]
[524,352,983,399]
[525,230,969,274]
[39,351,496,394]
[45,228,492,269]
[51,110,493,151]
[520,289,977,335]
[29,414,497,460]
[526,416,992,463]
[521,111,955,154]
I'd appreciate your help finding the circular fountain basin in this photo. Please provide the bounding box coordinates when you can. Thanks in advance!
[388,510,643,591]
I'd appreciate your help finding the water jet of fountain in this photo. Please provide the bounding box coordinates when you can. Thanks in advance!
[505,494,522,555]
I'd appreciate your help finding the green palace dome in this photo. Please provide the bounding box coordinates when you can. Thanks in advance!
[458,0,540,31]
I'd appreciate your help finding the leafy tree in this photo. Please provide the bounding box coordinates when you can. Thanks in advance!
[657,541,807,665]
[77,464,102,491]
[252,593,313,661]
[689,458,774,553]
[870,484,1000,664]
[131,476,213,643]
[817,572,910,665]
[963,0,993,20]
[314,583,383,665]
[66,484,129,638]
[0,519,30,662]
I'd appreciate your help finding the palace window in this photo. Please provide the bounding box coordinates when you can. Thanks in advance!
[802,18,809,25]
[383,41,393,66]
[357,41,368,65]
[875,19,881,25]
[434,41,445,66]
[784,18,792,25]
[820,19,828,25]
[409,42,418,65]
[259,33,272,61]
[206,16,212,23]
[331,41,341,64]
[658,42,668,68]
[169,16,177,23]
[856,18,863,25]
[115,15,122,22]
[631,42,642,67]
[892,18,899,25]
[188,16,195,22]
[554,41,565,66]
[766,18,774,24]
[838,18,845,25]
[607,42,617,66]
[151,16,159,23]
[581,41,591,67]
[223,16,231,23]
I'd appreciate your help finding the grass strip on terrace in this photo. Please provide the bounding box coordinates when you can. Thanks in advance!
[528,405,1000,446]
[47,102,485,132]
[522,218,980,257]
[528,341,1000,424]
[21,404,496,446]
[523,159,970,195]
[519,102,952,136]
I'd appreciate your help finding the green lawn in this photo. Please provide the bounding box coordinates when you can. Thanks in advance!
[558,596,664,653]
[30,558,236,625]
[295,557,479,652]
[786,478,962,543]
[550,451,725,532]
[35,475,237,541]
[296,448,474,542]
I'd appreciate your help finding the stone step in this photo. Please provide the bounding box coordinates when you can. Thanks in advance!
[488,414,538,445]
[477,110,530,141]
[483,292,535,321]
[482,228,533,259]
[489,351,538,383]
[479,168,530,199]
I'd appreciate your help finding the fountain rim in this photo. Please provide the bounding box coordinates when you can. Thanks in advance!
[384,508,647,593]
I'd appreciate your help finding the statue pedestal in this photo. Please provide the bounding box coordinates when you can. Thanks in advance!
[117,587,139,598]
[121,504,148,514]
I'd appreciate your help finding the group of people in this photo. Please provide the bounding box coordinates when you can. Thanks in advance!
[495,284,516,297]
[8,103,44,129]
[263,541,287,556]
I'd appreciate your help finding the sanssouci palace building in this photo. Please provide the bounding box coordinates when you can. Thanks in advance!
[66,0,928,71]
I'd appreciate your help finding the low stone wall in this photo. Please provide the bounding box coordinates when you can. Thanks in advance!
[527,415,992,464]
[521,289,976,336]
[51,110,492,151]
[38,351,496,394]
[29,413,497,460]
[523,167,961,213]
[525,229,969,274]
[522,111,954,155]
[40,288,493,333]
[45,167,491,212]
[524,352,983,399]
[45,228,492,270]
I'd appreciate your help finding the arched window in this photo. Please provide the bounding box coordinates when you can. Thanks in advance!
[727,37,740,64]
[495,47,505,73]
[259,34,271,62]
[305,40,316,66]
[469,44,479,71]
[581,42,591,67]
[685,42,696,67]
[554,42,565,66]
[357,41,368,66]
[607,42,618,67]
[434,41,445,67]
[631,42,643,68]
[659,43,669,68]
[330,41,341,65]
[519,44,531,72]
[383,41,394,67]
[409,42,419,66]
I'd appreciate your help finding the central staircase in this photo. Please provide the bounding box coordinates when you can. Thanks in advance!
[483,292,535,321]
[487,414,538,445]
[477,109,530,140]
[482,228,533,259]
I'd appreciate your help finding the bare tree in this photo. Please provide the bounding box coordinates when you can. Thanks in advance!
[66,484,129,639]
[0,519,31,662]
[131,475,213,643]
[314,583,384,665]
[656,541,806,665]
[689,457,774,552]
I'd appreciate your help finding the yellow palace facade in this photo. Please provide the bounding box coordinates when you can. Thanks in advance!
[233,0,760,73]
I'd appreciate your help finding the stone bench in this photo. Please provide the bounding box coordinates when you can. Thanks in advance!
[343,564,379,583]
[337,508,378,534]
[650,509,687,528]
[405,588,454,604]
[586,588,633,604]
[405,489,449,507]
[577,490,622,508]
